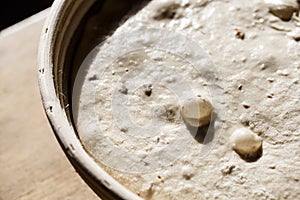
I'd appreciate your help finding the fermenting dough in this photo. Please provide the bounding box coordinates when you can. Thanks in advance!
[73,0,300,199]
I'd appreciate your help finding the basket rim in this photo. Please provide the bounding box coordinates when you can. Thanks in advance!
[37,0,142,199]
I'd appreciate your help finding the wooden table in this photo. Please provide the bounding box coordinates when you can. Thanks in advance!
[0,10,99,200]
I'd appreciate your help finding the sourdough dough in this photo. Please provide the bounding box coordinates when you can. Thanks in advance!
[73,0,300,199]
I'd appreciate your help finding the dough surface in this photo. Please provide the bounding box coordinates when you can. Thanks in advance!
[73,0,300,199]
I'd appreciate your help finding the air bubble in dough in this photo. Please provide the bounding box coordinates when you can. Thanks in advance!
[181,96,213,127]
[264,0,299,21]
[230,128,262,156]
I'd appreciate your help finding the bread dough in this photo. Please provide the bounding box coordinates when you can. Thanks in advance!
[73,0,300,199]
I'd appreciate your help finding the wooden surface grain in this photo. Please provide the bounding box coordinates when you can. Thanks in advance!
[0,12,99,200]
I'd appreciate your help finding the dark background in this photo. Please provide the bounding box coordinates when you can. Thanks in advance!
[0,0,54,30]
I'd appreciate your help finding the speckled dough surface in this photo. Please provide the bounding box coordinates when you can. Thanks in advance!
[73,0,300,199]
